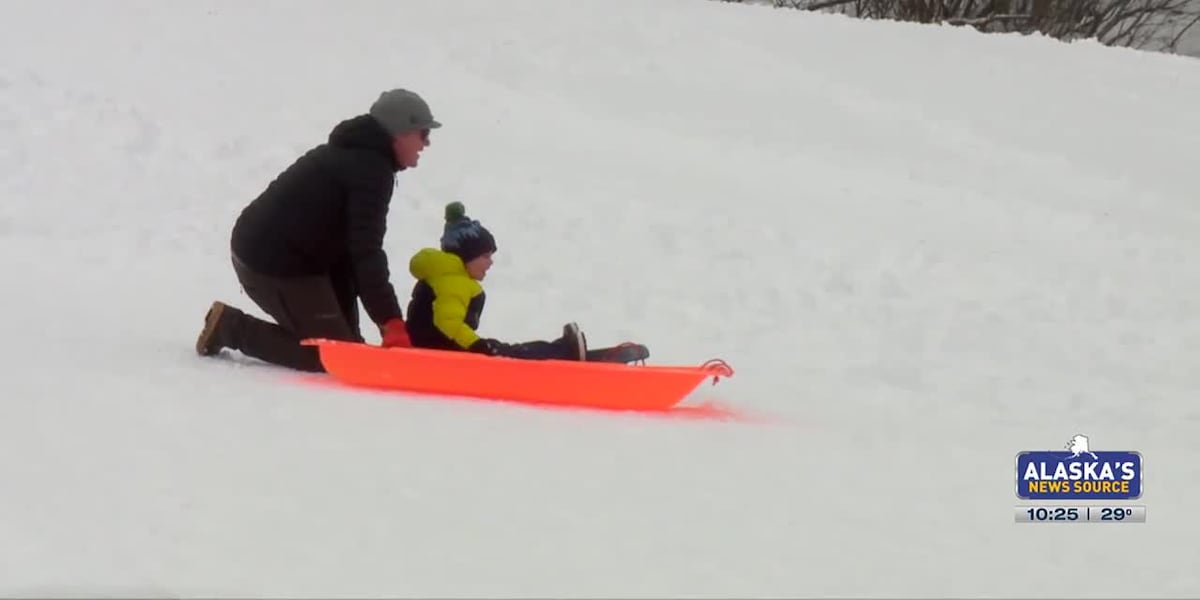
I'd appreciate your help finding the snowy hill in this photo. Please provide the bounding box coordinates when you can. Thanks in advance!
[2,1,1199,597]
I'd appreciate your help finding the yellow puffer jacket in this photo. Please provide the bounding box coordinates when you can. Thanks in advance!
[405,248,486,350]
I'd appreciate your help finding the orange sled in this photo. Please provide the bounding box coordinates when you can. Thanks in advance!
[300,338,734,411]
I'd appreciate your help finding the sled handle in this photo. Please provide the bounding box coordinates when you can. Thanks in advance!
[699,358,734,385]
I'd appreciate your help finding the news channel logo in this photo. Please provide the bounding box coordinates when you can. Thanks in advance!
[1015,434,1142,500]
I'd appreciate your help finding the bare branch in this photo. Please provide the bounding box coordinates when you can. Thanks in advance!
[804,0,859,11]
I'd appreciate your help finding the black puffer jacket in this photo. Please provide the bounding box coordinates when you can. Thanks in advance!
[231,114,405,326]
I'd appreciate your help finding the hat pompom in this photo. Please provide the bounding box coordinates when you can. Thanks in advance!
[445,201,466,224]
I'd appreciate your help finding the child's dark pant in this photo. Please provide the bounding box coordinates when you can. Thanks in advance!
[491,339,575,360]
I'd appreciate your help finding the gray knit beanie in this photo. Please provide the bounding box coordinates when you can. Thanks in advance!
[369,89,442,135]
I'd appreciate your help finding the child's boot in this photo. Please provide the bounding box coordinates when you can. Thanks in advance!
[562,322,587,361]
[586,342,650,364]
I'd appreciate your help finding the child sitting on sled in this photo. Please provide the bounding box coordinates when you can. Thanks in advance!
[404,202,648,363]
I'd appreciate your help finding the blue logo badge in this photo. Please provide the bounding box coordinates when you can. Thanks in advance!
[1015,434,1142,500]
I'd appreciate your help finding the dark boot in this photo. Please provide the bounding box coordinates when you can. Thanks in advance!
[195,301,245,356]
[561,322,587,361]
[586,343,650,364]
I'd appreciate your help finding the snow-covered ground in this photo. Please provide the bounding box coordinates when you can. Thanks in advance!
[3,1,1199,597]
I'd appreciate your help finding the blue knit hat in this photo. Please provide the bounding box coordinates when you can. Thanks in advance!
[440,201,497,263]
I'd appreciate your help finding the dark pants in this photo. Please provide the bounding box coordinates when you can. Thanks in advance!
[228,253,363,372]
[489,339,575,360]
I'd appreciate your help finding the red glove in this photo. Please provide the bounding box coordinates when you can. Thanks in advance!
[380,318,411,348]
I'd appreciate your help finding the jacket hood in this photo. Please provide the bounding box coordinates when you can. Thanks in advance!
[328,114,404,171]
[409,247,473,282]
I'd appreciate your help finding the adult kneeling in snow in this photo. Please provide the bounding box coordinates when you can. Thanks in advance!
[194,88,439,372]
